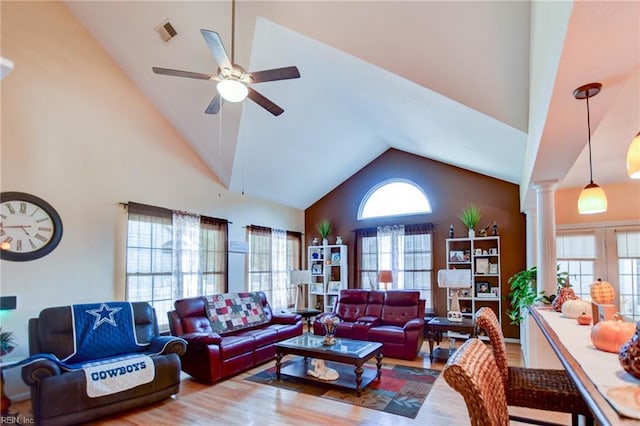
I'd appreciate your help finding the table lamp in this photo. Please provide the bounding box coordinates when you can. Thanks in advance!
[378,270,393,291]
[437,269,472,322]
[289,270,311,310]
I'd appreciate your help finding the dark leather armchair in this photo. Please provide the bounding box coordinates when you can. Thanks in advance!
[22,302,186,426]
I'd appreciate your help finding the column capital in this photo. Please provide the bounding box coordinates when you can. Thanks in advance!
[532,179,559,191]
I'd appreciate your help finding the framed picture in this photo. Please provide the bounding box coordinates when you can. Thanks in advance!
[475,258,489,274]
[311,263,323,275]
[327,281,341,293]
[449,250,465,262]
[331,252,341,264]
[491,287,500,297]
[488,263,498,274]
[310,282,323,293]
[310,248,321,260]
[476,281,490,295]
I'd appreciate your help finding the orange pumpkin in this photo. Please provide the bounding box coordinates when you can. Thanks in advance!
[577,312,592,325]
[591,314,636,353]
[590,278,615,304]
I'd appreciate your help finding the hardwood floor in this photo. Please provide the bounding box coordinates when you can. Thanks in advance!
[11,341,571,425]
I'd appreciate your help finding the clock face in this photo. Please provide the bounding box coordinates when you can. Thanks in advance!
[0,192,63,261]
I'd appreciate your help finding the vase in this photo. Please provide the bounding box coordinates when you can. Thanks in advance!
[322,238,329,246]
[468,228,475,239]
[619,321,640,379]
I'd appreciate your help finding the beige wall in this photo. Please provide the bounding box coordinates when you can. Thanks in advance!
[555,181,640,225]
[0,1,303,359]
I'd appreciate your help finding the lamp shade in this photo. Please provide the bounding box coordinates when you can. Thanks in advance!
[578,182,608,214]
[437,269,472,289]
[627,131,640,179]
[289,270,311,284]
[378,270,393,284]
[217,78,248,102]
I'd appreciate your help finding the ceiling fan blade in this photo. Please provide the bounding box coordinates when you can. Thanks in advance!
[152,67,215,81]
[250,66,301,84]
[247,88,284,116]
[200,29,232,71]
[205,95,221,115]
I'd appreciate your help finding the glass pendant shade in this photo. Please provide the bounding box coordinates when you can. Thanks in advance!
[627,131,640,179]
[217,79,248,102]
[578,182,608,214]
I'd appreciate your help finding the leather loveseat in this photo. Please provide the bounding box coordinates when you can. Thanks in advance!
[313,289,425,360]
[168,291,303,384]
[22,302,186,426]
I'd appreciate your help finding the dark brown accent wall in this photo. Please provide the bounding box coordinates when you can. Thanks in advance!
[305,148,526,339]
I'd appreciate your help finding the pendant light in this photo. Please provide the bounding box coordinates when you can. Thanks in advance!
[627,131,640,179]
[574,82,608,215]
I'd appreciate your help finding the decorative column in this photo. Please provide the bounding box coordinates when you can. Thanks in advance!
[533,180,558,298]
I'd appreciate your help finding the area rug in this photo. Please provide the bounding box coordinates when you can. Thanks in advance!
[245,358,440,419]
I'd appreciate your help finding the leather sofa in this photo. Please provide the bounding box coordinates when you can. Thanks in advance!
[168,291,303,384]
[22,302,186,426]
[313,289,425,360]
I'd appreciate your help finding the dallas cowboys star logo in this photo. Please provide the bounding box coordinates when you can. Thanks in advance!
[86,303,122,330]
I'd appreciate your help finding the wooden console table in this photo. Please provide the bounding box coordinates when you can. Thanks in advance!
[424,316,476,362]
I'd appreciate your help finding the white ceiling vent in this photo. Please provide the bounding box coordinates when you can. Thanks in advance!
[154,20,178,44]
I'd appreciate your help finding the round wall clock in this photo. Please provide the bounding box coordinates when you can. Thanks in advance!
[0,192,63,261]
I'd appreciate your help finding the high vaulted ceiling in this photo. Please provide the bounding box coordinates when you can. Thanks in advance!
[64,1,639,211]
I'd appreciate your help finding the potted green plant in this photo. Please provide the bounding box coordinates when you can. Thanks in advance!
[316,219,332,245]
[507,266,569,325]
[0,327,16,356]
[458,204,482,238]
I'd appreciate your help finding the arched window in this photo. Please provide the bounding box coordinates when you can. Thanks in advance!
[358,179,432,220]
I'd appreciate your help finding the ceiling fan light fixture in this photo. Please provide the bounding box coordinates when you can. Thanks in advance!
[626,131,640,179]
[578,182,608,214]
[217,78,248,102]
[574,82,607,215]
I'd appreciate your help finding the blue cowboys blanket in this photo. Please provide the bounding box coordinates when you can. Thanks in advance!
[16,302,182,397]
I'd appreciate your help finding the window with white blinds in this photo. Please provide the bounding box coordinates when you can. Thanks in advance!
[616,230,640,320]
[556,232,597,300]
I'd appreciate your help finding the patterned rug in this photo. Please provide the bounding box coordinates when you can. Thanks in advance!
[245,358,440,419]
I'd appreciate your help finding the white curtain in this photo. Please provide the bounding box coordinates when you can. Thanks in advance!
[271,229,288,310]
[172,211,201,299]
[377,225,405,290]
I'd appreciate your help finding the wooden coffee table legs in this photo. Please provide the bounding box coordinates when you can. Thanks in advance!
[355,353,383,396]
[275,352,284,379]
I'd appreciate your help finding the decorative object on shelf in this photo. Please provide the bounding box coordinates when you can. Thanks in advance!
[590,278,615,304]
[591,313,635,353]
[449,250,465,262]
[492,221,498,236]
[311,264,323,276]
[592,302,617,325]
[627,131,640,179]
[552,281,578,312]
[311,238,319,246]
[619,321,640,379]
[458,204,482,238]
[0,191,64,261]
[449,225,454,238]
[577,312,592,325]
[0,328,15,356]
[331,252,340,264]
[438,269,472,322]
[327,281,341,293]
[476,281,490,296]
[335,236,343,244]
[320,316,340,346]
[561,298,592,319]
[306,358,339,381]
[477,223,491,237]
[488,263,498,275]
[377,270,393,291]
[316,219,332,245]
[475,258,489,274]
[573,82,608,214]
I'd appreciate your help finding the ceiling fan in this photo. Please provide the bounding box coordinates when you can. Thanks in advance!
[152,27,300,117]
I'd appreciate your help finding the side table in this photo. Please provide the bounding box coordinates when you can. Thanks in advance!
[424,316,476,362]
[293,308,321,333]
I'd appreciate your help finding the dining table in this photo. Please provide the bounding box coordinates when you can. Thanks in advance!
[529,305,640,425]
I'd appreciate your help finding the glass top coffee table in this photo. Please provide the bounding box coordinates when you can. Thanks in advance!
[275,334,383,396]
